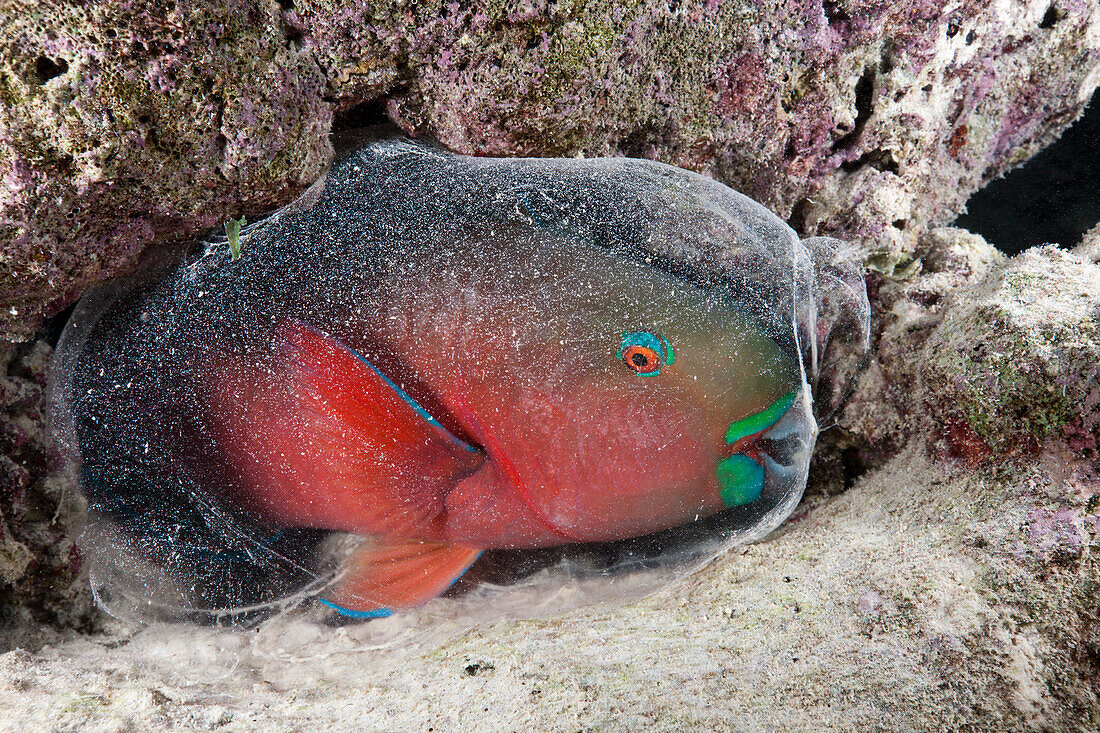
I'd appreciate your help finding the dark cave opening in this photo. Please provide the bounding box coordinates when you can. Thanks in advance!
[954,96,1099,255]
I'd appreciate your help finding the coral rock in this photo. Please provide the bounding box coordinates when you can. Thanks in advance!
[0,341,93,636]
[921,246,1100,460]
[1,0,1099,338]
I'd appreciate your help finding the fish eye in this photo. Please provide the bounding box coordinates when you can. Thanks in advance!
[617,331,675,376]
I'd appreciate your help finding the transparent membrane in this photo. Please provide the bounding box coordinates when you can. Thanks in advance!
[49,134,868,638]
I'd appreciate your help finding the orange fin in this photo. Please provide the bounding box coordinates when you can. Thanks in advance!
[322,537,482,616]
[205,319,484,537]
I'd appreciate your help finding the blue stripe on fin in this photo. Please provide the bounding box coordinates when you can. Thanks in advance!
[338,337,480,455]
[319,598,393,619]
[448,550,483,587]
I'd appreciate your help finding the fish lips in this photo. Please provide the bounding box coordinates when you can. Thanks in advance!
[717,390,806,507]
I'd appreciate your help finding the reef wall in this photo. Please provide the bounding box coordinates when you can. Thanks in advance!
[2,0,1098,339]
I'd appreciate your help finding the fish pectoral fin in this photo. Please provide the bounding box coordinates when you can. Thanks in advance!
[322,537,482,616]
[205,319,485,537]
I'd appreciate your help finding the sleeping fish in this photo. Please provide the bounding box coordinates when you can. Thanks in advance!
[56,136,823,621]
[203,230,800,617]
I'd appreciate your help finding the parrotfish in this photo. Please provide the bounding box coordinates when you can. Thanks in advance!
[53,135,846,623]
[203,231,800,616]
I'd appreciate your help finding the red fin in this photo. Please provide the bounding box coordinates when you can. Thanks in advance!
[205,319,484,538]
[324,537,482,613]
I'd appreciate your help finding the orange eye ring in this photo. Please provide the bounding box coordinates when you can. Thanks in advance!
[617,331,674,377]
[621,345,662,374]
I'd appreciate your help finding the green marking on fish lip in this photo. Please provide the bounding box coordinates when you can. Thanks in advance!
[716,454,764,507]
[725,389,798,445]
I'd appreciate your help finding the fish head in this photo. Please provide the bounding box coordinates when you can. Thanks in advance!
[398,234,804,545]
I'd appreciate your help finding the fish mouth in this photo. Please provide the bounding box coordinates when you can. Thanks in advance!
[716,390,803,508]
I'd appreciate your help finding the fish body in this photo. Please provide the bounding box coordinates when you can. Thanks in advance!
[56,137,827,621]
[205,229,799,612]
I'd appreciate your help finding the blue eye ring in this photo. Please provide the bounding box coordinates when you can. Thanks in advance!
[617,331,675,376]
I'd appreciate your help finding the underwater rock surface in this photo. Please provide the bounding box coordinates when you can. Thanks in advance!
[2,234,1099,730]
[0,228,1095,726]
[0,340,95,637]
[1,0,1099,339]
[0,1,1099,730]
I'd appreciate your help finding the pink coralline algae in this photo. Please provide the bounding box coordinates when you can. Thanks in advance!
[1026,506,1091,557]
[0,0,1097,339]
